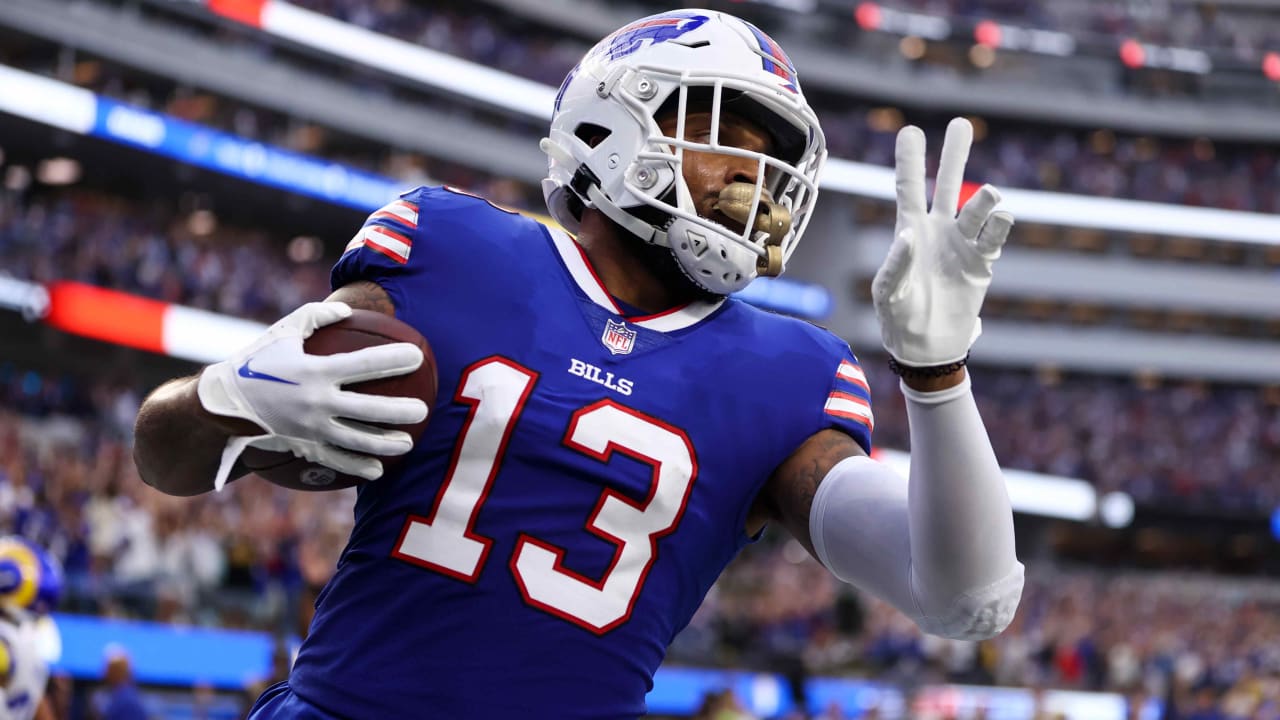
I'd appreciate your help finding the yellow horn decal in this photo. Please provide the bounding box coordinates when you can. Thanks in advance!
[0,541,38,610]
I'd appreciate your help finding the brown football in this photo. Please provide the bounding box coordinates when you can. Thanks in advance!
[240,309,437,491]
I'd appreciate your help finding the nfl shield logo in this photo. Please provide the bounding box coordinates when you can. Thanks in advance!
[601,319,637,355]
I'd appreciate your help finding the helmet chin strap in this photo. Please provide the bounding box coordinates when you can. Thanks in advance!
[584,183,672,249]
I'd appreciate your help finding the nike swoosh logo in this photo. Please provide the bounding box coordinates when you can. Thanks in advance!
[237,359,299,385]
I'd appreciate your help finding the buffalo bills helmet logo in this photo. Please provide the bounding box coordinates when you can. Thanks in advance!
[591,11,710,62]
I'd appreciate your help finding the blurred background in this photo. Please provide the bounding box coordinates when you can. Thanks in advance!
[0,0,1278,718]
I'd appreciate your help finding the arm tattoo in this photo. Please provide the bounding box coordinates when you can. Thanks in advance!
[766,429,865,554]
[326,280,396,316]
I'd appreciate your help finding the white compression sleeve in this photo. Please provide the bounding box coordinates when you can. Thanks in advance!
[809,374,1024,640]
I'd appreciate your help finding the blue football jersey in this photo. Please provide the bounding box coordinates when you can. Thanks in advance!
[286,186,874,719]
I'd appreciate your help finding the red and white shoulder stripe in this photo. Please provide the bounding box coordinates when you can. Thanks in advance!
[344,199,420,265]
[369,199,419,230]
[836,360,868,392]
[825,358,873,431]
[824,391,873,431]
[344,225,411,264]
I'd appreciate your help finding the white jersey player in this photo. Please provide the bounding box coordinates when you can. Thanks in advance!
[0,537,63,720]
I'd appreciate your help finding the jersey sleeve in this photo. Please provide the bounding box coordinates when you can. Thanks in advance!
[819,346,874,454]
[331,187,427,289]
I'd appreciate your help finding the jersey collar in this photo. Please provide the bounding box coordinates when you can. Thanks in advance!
[546,227,725,332]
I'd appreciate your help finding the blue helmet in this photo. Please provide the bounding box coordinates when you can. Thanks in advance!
[0,537,62,615]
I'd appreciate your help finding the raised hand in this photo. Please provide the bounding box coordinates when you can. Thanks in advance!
[872,118,1014,368]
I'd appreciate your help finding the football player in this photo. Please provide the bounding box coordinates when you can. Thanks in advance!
[0,537,63,720]
[135,9,1023,718]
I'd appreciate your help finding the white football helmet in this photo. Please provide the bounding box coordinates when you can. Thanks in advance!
[541,9,827,296]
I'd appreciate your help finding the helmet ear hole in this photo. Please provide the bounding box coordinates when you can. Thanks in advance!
[575,123,613,148]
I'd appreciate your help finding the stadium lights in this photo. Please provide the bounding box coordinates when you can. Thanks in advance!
[853,2,882,31]
[873,449,1129,524]
[898,36,926,61]
[851,2,950,40]
[968,44,997,69]
[973,20,1074,57]
[3,165,30,192]
[161,3,1280,245]
[186,209,217,236]
[0,275,49,321]
[974,21,1001,48]
[287,236,323,263]
[1264,52,1280,82]
[1099,492,1136,529]
[35,157,81,186]
[1119,38,1212,75]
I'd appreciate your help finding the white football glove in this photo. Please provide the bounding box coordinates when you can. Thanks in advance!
[197,301,429,490]
[872,118,1014,367]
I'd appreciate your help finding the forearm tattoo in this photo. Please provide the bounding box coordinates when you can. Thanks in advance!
[768,429,864,552]
[327,280,396,316]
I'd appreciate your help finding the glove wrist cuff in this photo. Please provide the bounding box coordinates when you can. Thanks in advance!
[197,362,252,422]
[887,352,970,379]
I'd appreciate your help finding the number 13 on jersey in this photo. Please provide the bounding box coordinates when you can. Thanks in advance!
[391,356,698,634]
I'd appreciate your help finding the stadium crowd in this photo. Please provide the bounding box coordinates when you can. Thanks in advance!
[292,0,1280,65]
[878,0,1280,58]
[278,0,1280,212]
[1,365,1277,717]
[13,3,1278,213]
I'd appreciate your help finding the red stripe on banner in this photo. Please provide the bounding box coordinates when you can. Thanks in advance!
[958,181,981,208]
[45,282,167,354]
[207,0,269,27]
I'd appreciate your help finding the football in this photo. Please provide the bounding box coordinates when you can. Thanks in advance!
[239,309,438,491]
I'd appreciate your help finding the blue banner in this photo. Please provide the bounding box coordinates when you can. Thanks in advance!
[48,614,1153,718]
[91,98,404,212]
[51,613,275,689]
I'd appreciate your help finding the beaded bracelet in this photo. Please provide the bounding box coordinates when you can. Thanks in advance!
[887,352,970,379]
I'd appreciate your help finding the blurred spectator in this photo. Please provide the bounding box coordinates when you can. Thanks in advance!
[91,647,150,720]
[693,689,758,720]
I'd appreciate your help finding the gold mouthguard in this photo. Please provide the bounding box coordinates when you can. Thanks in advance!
[713,182,791,276]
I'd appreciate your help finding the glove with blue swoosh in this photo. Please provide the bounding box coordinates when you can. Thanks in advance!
[197,301,428,490]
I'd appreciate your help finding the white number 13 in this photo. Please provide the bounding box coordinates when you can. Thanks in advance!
[391,357,697,634]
